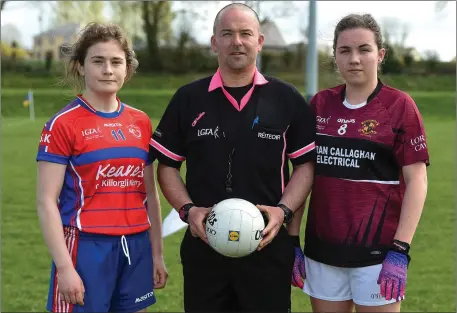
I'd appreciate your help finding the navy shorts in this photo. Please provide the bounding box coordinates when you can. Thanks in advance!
[46,226,156,312]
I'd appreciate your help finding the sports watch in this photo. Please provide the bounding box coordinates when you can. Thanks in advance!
[178,203,195,223]
[278,203,293,225]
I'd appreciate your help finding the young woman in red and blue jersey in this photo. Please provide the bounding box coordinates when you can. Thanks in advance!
[288,14,429,313]
[36,23,167,313]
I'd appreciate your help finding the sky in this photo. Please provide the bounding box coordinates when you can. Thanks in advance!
[1,1,456,61]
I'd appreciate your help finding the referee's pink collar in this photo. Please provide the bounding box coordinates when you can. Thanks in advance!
[208,67,268,92]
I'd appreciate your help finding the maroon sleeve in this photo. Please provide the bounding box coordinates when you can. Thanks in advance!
[393,95,430,167]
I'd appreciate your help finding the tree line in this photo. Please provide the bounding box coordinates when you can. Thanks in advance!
[1,1,454,76]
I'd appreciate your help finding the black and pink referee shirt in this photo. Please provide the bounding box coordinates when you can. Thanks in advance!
[150,68,316,208]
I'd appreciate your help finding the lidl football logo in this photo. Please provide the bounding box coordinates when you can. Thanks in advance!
[228,230,240,242]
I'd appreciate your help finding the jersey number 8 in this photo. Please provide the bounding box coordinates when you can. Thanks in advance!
[338,124,347,135]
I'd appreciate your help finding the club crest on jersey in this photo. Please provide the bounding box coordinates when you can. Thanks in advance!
[128,124,142,139]
[359,120,380,136]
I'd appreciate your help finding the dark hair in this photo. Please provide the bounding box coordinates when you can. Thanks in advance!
[213,3,260,35]
[61,22,138,93]
[333,13,384,58]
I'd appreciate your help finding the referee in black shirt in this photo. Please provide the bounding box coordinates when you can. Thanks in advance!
[150,3,316,312]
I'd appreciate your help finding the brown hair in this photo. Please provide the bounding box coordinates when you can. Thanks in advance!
[60,22,138,93]
[333,14,384,58]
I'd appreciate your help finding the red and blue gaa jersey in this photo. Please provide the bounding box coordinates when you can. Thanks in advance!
[36,96,153,236]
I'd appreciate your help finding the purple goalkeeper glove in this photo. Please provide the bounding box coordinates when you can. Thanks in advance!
[377,240,411,301]
[291,236,306,289]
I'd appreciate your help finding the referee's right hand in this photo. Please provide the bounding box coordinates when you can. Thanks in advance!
[57,265,85,306]
[188,207,211,244]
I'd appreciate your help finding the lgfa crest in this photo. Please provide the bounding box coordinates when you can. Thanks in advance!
[359,120,380,136]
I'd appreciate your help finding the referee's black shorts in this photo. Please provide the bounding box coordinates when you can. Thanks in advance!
[180,225,295,313]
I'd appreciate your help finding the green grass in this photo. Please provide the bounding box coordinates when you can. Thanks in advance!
[2,88,456,121]
[2,72,456,92]
[1,92,456,312]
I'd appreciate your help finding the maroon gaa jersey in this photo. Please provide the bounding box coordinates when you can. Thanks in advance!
[304,81,430,267]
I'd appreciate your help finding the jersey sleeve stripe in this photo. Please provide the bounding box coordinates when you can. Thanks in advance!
[59,171,79,220]
[71,147,148,166]
[36,153,69,165]
[48,104,81,131]
[69,161,84,230]
[150,138,186,162]
[288,142,316,159]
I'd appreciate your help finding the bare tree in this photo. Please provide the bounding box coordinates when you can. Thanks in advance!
[241,1,297,24]
[299,6,309,41]
[1,23,23,46]
[110,1,143,40]
[423,49,440,71]
[28,1,105,28]
[174,6,198,45]
[142,1,175,71]
[173,0,221,39]
[381,17,400,45]
[380,17,411,56]
[49,1,106,27]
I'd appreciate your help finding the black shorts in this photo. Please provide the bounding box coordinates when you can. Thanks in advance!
[180,225,295,313]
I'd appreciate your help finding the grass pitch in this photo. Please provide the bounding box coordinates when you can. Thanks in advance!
[1,91,455,312]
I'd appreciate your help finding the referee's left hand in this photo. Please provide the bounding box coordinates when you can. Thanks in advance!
[256,205,285,251]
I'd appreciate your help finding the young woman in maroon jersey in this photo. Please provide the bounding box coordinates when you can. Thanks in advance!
[288,14,429,312]
[36,23,167,313]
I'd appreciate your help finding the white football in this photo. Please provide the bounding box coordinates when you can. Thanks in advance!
[206,198,265,258]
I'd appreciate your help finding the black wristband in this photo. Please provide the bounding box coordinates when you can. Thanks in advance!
[391,240,411,265]
[391,239,410,255]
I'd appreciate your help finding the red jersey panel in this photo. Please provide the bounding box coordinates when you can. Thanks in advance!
[36,96,153,236]
[304,81,430,267]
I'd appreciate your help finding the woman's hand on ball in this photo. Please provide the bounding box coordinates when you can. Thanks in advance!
[188,207,211,243]
[255,205,285,251]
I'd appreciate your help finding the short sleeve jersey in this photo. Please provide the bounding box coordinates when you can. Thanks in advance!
[150,69,316,207]
[36,96,153,236]
[304,80,430,267]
